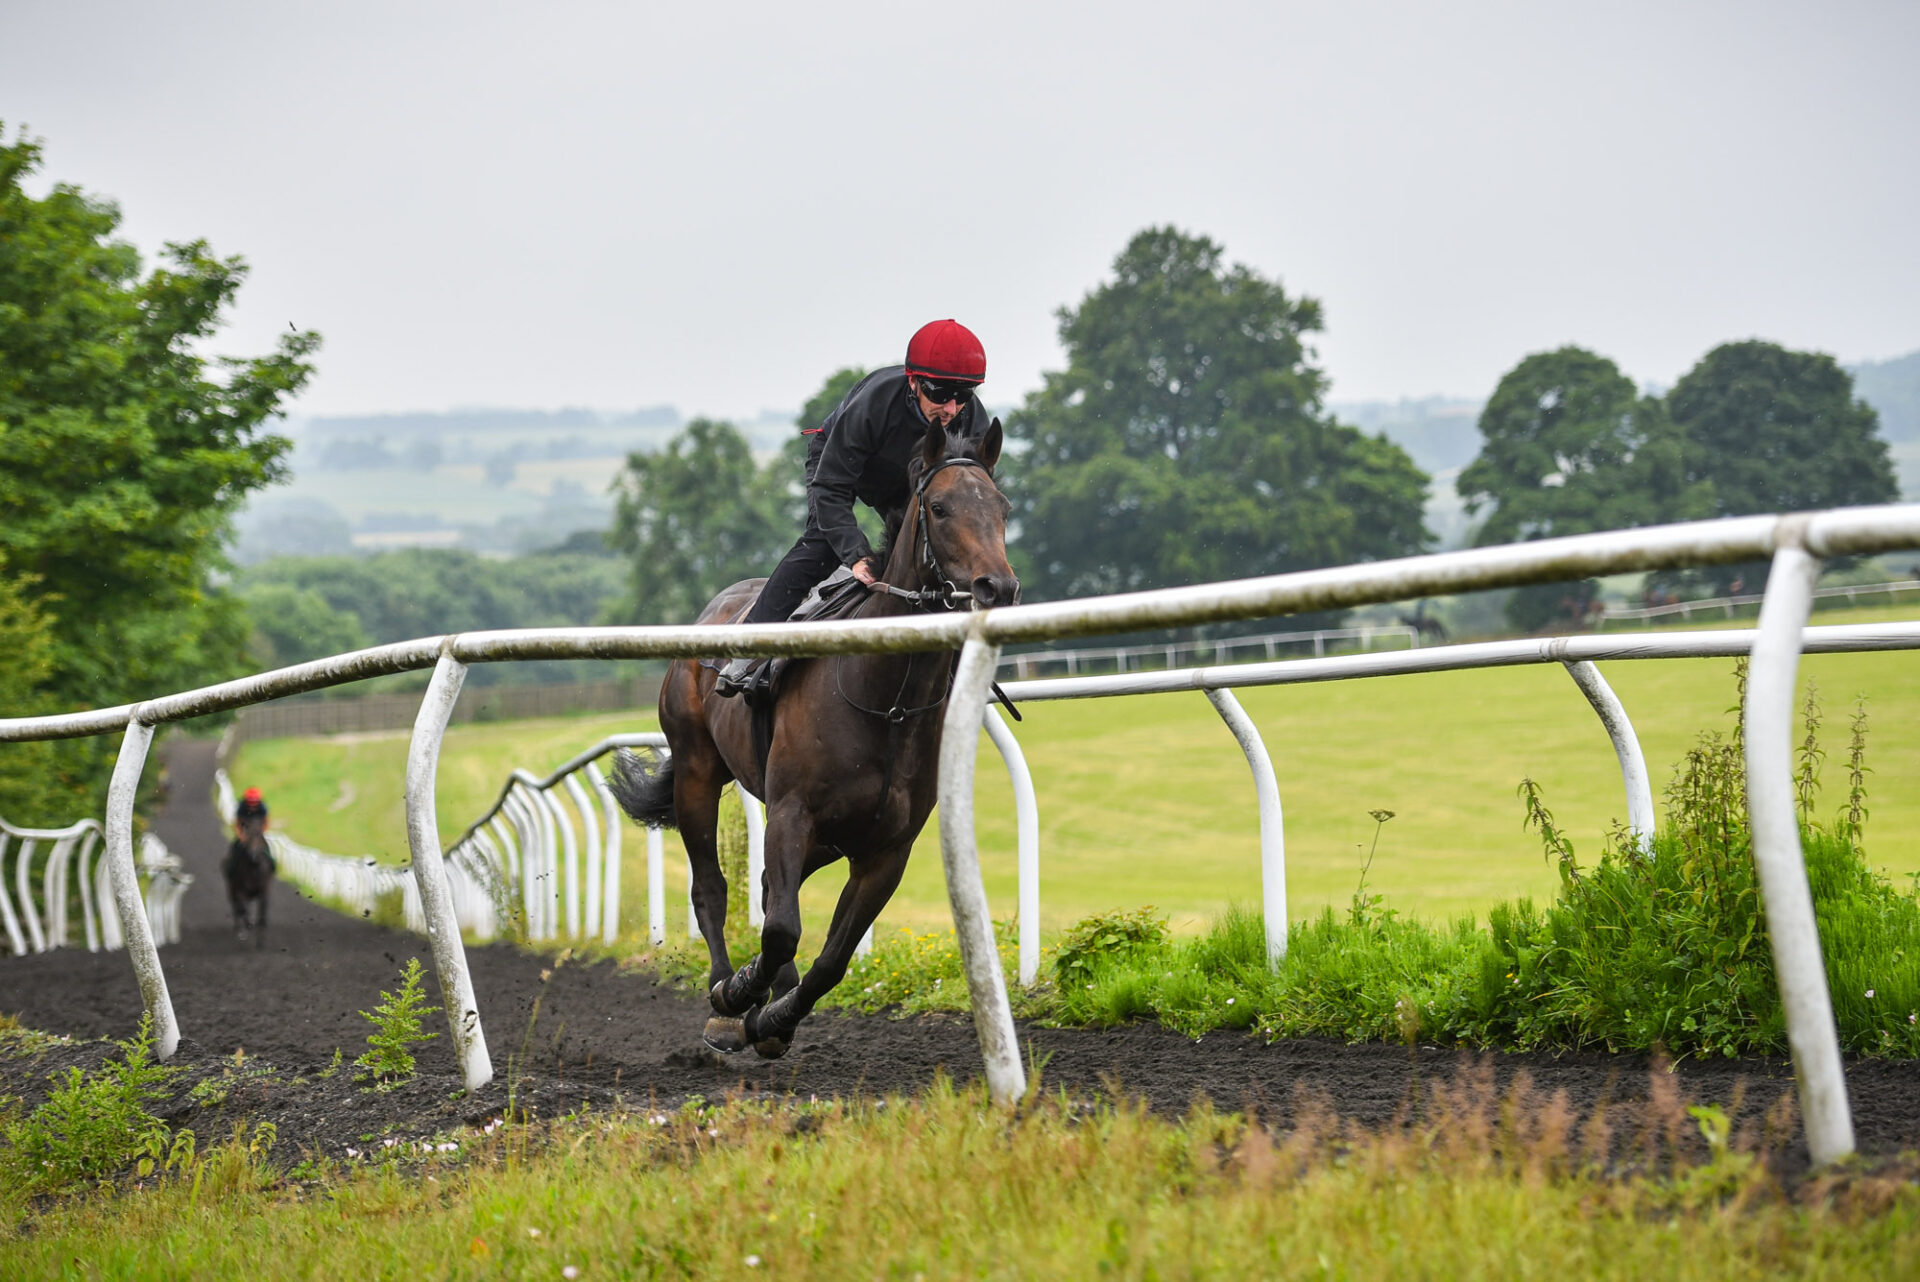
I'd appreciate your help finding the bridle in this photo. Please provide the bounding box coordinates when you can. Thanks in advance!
[837,454,1022,732]
[864,456,991,613]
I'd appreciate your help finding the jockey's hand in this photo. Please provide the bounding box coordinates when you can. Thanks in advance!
[851,559,878,587]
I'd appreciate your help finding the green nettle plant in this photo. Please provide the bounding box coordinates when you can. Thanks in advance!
[1040,664,1920,1059]
[354,958,441,1087]
[1053,908,1171,991]
[1462,668,1920,1059]
[1,1014,196,1195]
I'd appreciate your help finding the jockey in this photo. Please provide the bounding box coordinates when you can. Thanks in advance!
[234,786,269,837]
[716,319,990,696]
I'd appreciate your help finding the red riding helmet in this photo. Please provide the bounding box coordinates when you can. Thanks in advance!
[904,319,986,383]
[242,787,263,804]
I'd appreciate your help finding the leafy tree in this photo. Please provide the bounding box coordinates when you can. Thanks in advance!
[1458,347,1704,630]
[607,418,790,625]
[0,125,316,821]
[243,583,372,671]
[1007,227,1430,606]
[237,548,627,685]
[1668,341,1898,594]
[0,555,70,823]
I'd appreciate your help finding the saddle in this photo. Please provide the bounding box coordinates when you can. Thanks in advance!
[700,566,871,707]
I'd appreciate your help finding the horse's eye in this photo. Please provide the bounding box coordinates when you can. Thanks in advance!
[929,502,948,519]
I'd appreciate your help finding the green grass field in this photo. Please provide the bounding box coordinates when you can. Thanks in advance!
[11,1081,1916,1279]
[226,604,1920,940]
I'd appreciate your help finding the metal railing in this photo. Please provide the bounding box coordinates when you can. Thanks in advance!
[0,815,187,956]
[1601,578,1920,624]
[6,502,1920,1164]
[997,623,1419,679]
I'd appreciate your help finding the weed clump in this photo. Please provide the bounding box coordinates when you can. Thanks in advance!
[1017,666,1920,1058]
[0,1014,195,1195]
[355,957,441,1087]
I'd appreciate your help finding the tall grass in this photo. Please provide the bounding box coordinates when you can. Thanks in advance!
[1010,668,1920,1059]
[6,1078,1917,1278]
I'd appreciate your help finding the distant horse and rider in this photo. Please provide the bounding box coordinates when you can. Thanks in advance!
[611,322,1017,1058]
[223,785,277,944]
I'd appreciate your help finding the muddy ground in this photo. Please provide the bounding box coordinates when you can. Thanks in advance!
[3,740,1918,1175]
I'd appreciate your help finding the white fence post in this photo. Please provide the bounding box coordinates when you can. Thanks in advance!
[1562,660,1656,853]
[648,824,667,946]
[740,786,766,928]
[1205,688,1288,967]
[403,650,494,1092]
[981,705,1041,987]
[565,772,601,942]
[1745,537,1854,1165]
[586,762,623,945]
[0,834,25,956]
[939,632,1025,1107]
[104,719,179,1059]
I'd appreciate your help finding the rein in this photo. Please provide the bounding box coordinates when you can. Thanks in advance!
[832,455,987,724]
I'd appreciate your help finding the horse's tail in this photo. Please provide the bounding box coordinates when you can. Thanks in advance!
[608,747,678,829]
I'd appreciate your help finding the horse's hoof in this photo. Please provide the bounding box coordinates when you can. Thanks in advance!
[701,1017,749,1054]
[751,1035,791,1060]
[710,978,765,1018]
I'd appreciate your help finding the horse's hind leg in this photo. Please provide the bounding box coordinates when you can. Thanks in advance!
[673,745,737,996]
[744,844,908,1058]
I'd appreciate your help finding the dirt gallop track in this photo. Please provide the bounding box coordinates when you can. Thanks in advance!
[4,739,1920,1171]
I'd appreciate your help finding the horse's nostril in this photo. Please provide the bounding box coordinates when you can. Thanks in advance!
[973,575,1019,607]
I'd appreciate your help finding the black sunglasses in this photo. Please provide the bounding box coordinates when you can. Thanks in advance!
[915,376,978,405]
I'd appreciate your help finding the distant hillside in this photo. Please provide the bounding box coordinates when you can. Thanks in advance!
[1853,352,1920,444]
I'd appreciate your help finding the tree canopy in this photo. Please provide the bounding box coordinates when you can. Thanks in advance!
[1458,347,1701,546]
[1459,339,1900,621]
[238,548,626,683]
[607,418,790,625]
[1671,340,1897,519]
[1007,227,1430,604]
[0,126,317,822]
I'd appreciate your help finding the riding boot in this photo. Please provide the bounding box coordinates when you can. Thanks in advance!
[715,527,843,698]
[714,656,757,698]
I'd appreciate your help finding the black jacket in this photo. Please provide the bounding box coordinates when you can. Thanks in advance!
[803,366,990,567]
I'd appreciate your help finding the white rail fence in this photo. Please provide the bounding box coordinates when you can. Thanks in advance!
[1601,577,1920,623]
[212,769,495,937]
[6,504,1920,1167]
[0,815,188,957]
[997,623,1419,678]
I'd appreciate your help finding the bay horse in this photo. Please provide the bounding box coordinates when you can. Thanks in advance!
[224,815,275,945]
[610,420,1017,1057]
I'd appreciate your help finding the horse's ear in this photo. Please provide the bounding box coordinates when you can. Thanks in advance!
[919,419,947,471]
[976,417,1002,474]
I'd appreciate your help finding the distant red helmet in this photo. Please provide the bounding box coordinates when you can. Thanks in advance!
[904,319,986,383]
[242,787,263,803]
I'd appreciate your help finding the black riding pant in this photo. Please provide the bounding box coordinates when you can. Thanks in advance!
[742,527,842,625]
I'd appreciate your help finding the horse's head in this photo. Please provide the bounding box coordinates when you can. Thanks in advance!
[905,417,1020,609]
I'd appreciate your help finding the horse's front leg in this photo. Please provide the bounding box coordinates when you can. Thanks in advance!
[743,842,909,1059]
[714,797,814,1018]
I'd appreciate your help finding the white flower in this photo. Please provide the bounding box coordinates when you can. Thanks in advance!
[528,1227,543,1238]
[1226,998,1235,1006]
[437,1142,458,1152]
[1867,989,1876,999]
[745,1256,762,1268]
[563,1268,580,1279]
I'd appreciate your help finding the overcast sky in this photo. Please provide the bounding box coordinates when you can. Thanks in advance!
[5,1,1916,421]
